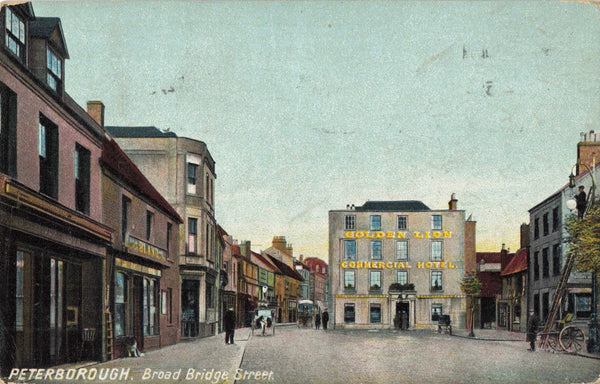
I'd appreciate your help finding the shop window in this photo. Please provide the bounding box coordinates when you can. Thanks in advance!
[431,304,442,321]
[431,271,443,291]
[39,115,59,199]
[397,215,407,230]
[206,283,214,309]
[396,241,408,260]
[371,241,382,259]
[345,215,356,230]
[397,270,408,285]
[370,215,381,231]
[344,240,356,260]
[370,304,381,323]
[4,7,26,62]
[370,270,381,291]
[552,244,561,276]
[115,272,128,337]
[15,250,24,331]
[74,144,91,214]
[344,303,355,324]
[188,218,197,254]
[431,241,442,261]
[343,270,355,290]
[0,83,17,176]
[432,215,442,230]
[143,278,159,336]
[576,294,592,318]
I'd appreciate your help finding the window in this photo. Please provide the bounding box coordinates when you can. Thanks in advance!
[542,248,549,278]
[397,215,407,230]
[533,294,540,317]
[371,241,382,259]
[431,241,442,261]
[542,292,549,320]
[188,218,198,254]
[121,196,131,242]
[166,223,172,251]
[146,211,154,240]
[206,282,214,309]
[344,303,355,323]
[344,240,356,260]
[370,304,381,323]
[370,215,381,230]
[533,252,539,281]
[576,293,592,318]
[552,207,560,232]
[431,304,442,321]
[161,290,168,316]
[345,215,356,230]
[343,270,355,290]
[114,272,128,337]
[553,244,561,276]
[143,278,159,336]
[431,271,443,291]
[205,172,210,202]
[370,270,381,291]
[0,83,17,176]
[74,145,91,214]
[4,7,25,61]
[396,241,408,260]
[397,270,408,285]
[543,213,549,236]
[187,163,198,194]
[39,116,58,198]
[534,218,539,240]
[15,250,24,331]
[47,48,62,92]
[432,215,442,230]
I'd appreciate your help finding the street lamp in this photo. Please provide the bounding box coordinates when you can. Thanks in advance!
[567,162,598,354]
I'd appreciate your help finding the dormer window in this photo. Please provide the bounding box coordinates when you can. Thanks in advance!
[5,8,25,61]
[47,48,62,92]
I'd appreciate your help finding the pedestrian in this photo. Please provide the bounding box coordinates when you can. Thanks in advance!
[224,307,236,344]
[315,312,321,330]
[526,310,539,351]
[576,185,587,218]
[401,311,408,330]
[322,309,329,330]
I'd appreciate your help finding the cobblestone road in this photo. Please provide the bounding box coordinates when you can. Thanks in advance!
[238,326,600,384]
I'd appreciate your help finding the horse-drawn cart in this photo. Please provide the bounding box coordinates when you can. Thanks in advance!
[252,308,275,336]
[539,313,585,353]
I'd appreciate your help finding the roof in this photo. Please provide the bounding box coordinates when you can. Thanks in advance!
[252,252,281,274]
[105,126,177,138]
[501,248,528,276]
[476,252,503,264]
[101,135,183,223]
[264,253,304,281]
[30,17,69,59]
[354,201,431,212]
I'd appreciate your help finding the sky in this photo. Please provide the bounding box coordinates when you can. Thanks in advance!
[31,0,600,260]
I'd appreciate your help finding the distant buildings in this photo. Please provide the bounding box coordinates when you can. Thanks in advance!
[328,197,475,330]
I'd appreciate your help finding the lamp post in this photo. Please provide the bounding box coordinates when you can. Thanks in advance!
[567,162,599,354]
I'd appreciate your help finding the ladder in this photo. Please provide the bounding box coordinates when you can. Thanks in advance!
[105,311,114,361]
[539,183,595,348]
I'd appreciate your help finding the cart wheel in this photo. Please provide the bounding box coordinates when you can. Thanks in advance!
[547,333,562,352]
[559,326,585,353]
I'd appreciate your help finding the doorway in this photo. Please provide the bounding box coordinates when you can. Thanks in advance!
[396,302,410,329]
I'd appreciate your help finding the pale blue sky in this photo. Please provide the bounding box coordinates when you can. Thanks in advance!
[33,1,600,259]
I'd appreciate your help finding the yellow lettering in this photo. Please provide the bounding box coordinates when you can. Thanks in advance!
[440,262,446,269]
[348,262,356,268]
[414,232,423,238]
[448,262,456,269]
[386,232,395,239]
[356,262,362,269]
[396,232,406,239]
[375,232,385,239]
[443,231,452,238]
[432,231,441,238]
[425,262,432,269]
[425,232,430,238]
[433,262,440,268]
[344,231,355,238]
[378,262,384,269]
[406,263,411,268]
[416,262,424,268]
[366,232,374,238]
[355,232,364,238]
[341,262,347,268]
[385,262,392,269]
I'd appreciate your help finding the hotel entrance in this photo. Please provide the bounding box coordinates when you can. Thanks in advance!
[396,302,410,329]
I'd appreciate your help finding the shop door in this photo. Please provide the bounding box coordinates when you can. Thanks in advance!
[133,276,144,350]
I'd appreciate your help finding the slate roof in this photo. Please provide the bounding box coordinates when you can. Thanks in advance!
[102,136,182,223]
[355,201,431,212]
[252,252,281,274]
[30,17,69,58]
[501,248,528,276]
[264,253,304,281]
[105,126,177,138]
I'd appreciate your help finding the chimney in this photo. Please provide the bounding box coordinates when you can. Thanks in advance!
[286,245,293,258]
[500,244,508,268]
[520,223,530,249]
[448,193,458,211]
[87,101,105,127]
[576,130,600,175]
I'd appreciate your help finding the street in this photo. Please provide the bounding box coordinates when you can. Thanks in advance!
[4,326,600,384]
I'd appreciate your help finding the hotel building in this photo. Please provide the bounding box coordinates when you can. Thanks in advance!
[328,197,475,330]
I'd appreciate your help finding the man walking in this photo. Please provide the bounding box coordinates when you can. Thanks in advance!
[526,310,539,351]
[224,307,236,344]
[322,309,329,330]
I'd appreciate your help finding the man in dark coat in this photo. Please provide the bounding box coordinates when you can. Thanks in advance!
[526,310,539,351]
[322,309,329,330]
[315,312,321,330]
[576,186,587,218]
[224,308,236,344]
